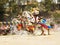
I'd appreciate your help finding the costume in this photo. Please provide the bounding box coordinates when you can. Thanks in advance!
[17,24,22,31]
[38,18,52,29]
[26,21,35,32]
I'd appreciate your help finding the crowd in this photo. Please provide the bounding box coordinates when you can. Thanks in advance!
[0,8,54,35]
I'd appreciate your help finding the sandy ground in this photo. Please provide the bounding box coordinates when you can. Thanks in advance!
[0,30,60,45]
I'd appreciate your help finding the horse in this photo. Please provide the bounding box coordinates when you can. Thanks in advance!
[37,17,52,35]
[22,11,35,34]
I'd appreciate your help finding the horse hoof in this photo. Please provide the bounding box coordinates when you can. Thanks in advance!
[43,34,46,36]
[40,34,46,36]
[48,34,50,35]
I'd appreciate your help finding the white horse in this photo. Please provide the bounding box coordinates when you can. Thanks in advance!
[22,11,35,23]
[11,18,21,34]
[22,11,35,34]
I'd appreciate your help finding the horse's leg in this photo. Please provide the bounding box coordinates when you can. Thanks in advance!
[31,30,33,34]
[48,29,50,35]
[40,26,45,35]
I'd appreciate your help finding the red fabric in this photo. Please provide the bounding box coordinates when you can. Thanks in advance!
[27,25,35,30]
[40,23,48,29]
[17,24,23,31]
[18,24,23,27]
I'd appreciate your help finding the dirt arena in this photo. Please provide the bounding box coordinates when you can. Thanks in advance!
[0,29,60,45]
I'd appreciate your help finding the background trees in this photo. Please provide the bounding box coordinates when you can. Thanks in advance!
[0,0,60,24]
[0,0,9,21]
